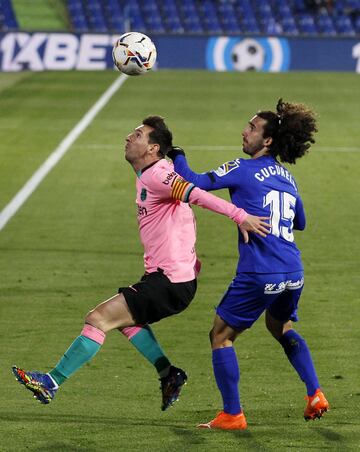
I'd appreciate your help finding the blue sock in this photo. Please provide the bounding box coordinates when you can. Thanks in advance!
[279,330,320,396]
[212,347,241,415]
[49,335,102,385]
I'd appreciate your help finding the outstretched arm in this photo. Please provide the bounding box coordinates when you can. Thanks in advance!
[168,147,226,191]
[188,186,270,243]
[152,164,270,243]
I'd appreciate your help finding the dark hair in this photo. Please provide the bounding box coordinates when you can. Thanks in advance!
[142,115,173,156]
[257,98,318,164]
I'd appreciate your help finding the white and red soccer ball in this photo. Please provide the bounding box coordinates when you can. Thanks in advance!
[112,32,157,76]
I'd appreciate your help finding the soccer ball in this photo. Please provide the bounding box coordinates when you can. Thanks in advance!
[112,32,157,76]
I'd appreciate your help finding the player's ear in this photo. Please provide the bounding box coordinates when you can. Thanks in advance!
[264,136,273,147]
[149,143,160,155]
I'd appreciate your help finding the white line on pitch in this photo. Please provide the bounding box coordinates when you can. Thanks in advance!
[0,74,128,232]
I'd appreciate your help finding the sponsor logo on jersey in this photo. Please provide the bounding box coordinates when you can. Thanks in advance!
[140,188,147,201]
[162,171,177,185]
[214,160,240,177]
[137,204,148,217]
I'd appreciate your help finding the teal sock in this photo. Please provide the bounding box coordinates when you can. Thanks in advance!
[49,367,67,385]
[49,335,102,385]
[129,326,171,376]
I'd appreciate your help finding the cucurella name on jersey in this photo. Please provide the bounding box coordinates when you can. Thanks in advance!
[253,164,297,189]
[214,159,297,190]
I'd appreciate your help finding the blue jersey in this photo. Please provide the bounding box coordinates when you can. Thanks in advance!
[173,154,306,274]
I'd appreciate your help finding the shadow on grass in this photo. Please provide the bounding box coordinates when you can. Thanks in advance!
[0,411,193,429]
[32,443,98,452]
[171,425,266,450]
[314,426,351,449]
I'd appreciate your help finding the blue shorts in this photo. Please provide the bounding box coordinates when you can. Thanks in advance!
[216,271,304,331]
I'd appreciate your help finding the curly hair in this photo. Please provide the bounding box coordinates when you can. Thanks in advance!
[257,99,318,164]
[142,115,173,156]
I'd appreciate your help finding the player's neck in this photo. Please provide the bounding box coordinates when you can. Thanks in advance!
[132,156,161,174]
[251,148,270,159]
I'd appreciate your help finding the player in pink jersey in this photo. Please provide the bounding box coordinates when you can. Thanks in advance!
[12,116,270,411]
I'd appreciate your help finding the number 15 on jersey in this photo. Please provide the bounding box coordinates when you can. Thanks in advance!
[264,190,296,242]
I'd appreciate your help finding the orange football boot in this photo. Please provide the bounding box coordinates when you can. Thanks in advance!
[197,410,247,430]
[304,389,329,421]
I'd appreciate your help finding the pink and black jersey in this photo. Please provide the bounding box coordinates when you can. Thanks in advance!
[135,159,198,283]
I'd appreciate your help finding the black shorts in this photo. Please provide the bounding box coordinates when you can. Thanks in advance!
[118,270,197,325]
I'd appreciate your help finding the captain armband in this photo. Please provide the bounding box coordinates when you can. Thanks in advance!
[170,177,195,202]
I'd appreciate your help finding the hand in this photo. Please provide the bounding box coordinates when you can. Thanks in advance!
[239,215,271,244]
[167,145,185,160]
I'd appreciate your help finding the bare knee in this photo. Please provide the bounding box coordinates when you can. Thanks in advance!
[265,311,292,341]
[209,327,235,349]
[85,308,105,331]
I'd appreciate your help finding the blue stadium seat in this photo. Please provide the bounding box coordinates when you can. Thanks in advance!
[159,0,184,32]
[254,1,272,15]
[140,0,157,14]
[61,0,360,37]
[72,16,89,32]
[281,16,299,35]
[316,13,336,35]
[241,16,260,33]
[198,0,223,33]
[1,0,18,29]
[259,17,280,35]
[105,0,121,14]
[182,0,197,6]
[85,0,109,32]
[178,1,203,33]
[67,0,84,13]
[144,14,166,33]
[220,14,242,33]
[129,14,147,33]
[332,0,346,14]
[182,15,204,33]
[217,2,242,33]
[234,0,254,16]
[344,0,360,9]
[107,16,125,34]
[355,15,360,34]
[161,0,178,15]
[297,13,318,35]
[104,0,125,33]
[277,4,292,16]
[334,15,356,35]
[139,0,165,33]
[163,16,184,34]
[67,0,89,32]
[293,0,307,13]
[234,0,260,32]
[129,1,142,13]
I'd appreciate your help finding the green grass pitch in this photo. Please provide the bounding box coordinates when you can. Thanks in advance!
[0,70,359,451]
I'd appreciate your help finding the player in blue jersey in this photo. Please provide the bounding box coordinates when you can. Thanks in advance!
[168,99,329,430]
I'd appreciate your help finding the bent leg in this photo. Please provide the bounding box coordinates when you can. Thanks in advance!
[50,293,136,385]
[86,293,136,332]
[120,325,171,377]
[265,311,320,396]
